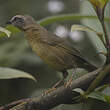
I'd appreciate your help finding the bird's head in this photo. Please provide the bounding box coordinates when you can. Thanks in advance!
[7,15,36,31]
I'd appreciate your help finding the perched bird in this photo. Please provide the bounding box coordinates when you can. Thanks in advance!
[7,15,96,87]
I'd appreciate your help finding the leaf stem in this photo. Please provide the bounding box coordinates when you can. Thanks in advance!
[100,21,110,62]
[86,64,110,94]
[101,21,109,46]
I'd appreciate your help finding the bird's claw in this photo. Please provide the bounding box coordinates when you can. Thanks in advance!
[42,87,56,96]
[64,79,72,87]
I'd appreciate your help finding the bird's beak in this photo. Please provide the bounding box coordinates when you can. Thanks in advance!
[6,21,12,25]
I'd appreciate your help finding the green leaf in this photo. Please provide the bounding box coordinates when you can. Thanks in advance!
[71,24,105,45]
[88,0,109,21]
[6,25,21,34]
[88,91,105,101]
[88,91,110,103]
[0,67,36,81]
[73,88,84,95]
[0,25,21,37]
[0,27,11,37]
[38,14,110,26]
[104,95,110,103]
[89,0,108,9]
[96,84,110,92]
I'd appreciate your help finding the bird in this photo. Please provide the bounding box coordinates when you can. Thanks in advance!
[7,15,96,88]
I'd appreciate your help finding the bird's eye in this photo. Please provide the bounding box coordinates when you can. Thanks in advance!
[13,17,17,21]
[13,17,23,23]
[11,17,25,30]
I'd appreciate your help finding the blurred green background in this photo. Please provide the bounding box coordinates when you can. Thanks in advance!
[0,0,110,110]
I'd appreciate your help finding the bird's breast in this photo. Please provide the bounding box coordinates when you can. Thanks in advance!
[28,40,76,71]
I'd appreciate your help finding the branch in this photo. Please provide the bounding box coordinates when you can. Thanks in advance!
[1,66,110,110]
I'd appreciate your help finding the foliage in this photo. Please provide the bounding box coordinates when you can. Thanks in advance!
[0,27,11,37]
[71,24,104,45]
[0,0,110,110]
[0,67,36,81]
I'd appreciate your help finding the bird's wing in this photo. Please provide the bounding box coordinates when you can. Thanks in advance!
[42,32,83,59]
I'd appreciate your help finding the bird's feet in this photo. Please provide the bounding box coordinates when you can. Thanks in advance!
[42,80,64,95]
[64,76,73,87]
[43,87,56,95]
[64,71,75,87]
